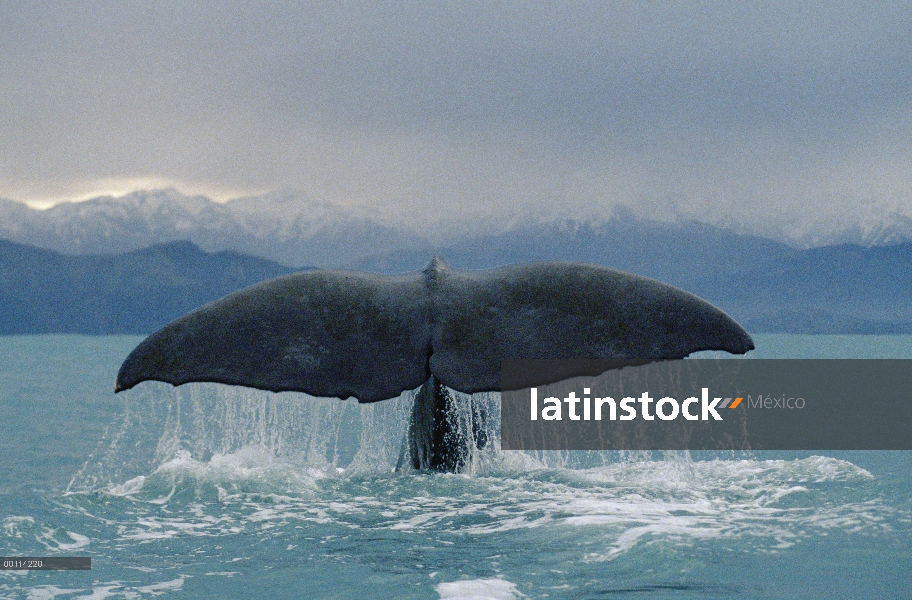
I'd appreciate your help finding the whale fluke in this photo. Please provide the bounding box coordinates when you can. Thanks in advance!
[115,258,753,470]
[116,259,753,398]
[116,268,431,402]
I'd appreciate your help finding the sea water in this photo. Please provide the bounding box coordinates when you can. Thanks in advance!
[0,334,910,599]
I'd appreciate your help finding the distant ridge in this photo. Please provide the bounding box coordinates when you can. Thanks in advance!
[0,189,428,269]
[4,189,912,270]
[0,240,295,334]
[1,237,911,334]
[357,222,912,335]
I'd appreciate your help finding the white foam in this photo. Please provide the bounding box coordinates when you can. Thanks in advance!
[72,585,123,599]
[135,578,186,595]
[106,475,146,496]
[36,527,91,552]
[436,578,523,600]
[25,586,84,600]
[15,579,190,600]
[2,516,35,538]
[71,379,893,563]
[94,451,887,565]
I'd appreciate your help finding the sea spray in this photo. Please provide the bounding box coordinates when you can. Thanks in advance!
[70,382,362,492]
[71,382,506,488]
[70,380,708,493]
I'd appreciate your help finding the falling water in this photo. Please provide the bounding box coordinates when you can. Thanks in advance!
[68,377,730,495]
[69,381,525,492]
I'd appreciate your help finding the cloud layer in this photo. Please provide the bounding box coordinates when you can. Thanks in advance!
[1,2,909,242]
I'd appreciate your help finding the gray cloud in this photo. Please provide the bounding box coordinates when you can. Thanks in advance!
[1,1,910,243]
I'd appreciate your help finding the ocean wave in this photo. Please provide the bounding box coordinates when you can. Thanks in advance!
[59,453,893,563]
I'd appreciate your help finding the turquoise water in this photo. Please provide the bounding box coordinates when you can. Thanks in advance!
[1,334,910,599]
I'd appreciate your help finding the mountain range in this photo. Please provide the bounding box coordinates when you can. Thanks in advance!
[1,189,910,334]
[0,189,426,269]
[0,240,294,334]
[4,189,912,269]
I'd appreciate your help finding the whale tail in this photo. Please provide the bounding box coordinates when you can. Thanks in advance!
[115,258,753,472]
[116,259,753,397]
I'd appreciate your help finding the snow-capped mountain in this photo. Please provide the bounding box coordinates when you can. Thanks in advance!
[0,189,429,268]
[4,190,912,334]
[829,211,912,248]
[3,188,912,270]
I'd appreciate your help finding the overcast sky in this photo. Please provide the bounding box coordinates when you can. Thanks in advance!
[1,2,909,242]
